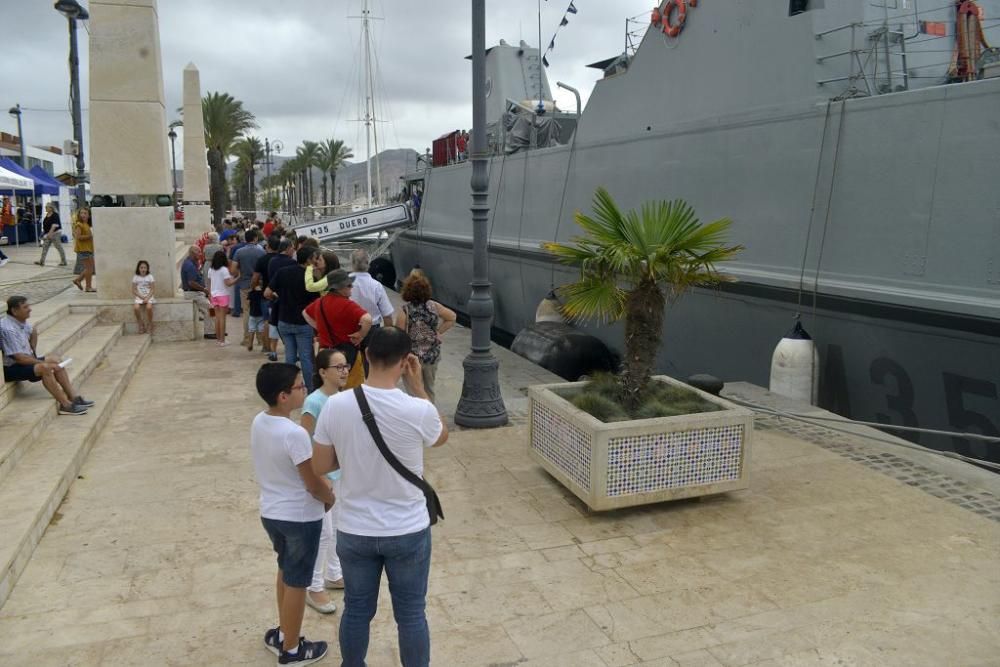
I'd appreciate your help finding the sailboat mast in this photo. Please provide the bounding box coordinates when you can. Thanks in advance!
[363,0,373,208]
[369,42,383,205]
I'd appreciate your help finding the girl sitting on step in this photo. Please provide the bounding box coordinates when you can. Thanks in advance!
[131,260,156,335]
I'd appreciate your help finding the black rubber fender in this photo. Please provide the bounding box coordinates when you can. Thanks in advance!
[368,256,397,290]
[511,321,619,381]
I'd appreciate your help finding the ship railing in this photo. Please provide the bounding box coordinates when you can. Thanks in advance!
[814,21,911,96]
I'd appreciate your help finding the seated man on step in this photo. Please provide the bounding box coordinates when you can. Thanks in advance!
[1,296,94,416]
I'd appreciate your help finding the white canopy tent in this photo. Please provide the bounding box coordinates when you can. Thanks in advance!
[0,165,33,192]
[0,166,35,246]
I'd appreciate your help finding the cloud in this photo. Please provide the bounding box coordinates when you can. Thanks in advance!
[2,0,653,163]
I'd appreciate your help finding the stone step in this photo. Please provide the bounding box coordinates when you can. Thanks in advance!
[0,332,150,610]
[0,312,98,412]
[0,323,120,486]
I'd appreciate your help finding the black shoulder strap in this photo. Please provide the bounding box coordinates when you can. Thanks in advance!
[318,295,334,337]
[353,386,432,494]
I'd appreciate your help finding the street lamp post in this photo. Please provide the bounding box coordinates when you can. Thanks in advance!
[167,127,178,211]
[54,0,89,206]
[8,104,26,167]
[264,138,283,213]
[455,0,508,428]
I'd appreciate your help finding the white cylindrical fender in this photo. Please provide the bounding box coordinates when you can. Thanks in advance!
[770,321,819,405]
[535,290,565,323]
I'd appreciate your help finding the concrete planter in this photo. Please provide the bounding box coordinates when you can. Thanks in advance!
[528,376,753,511]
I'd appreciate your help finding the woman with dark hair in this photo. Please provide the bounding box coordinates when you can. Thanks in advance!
[394,273,457,402]
[71,207,95,292]
[306,250,341,295]
[298,348,351,613]
[207,250,238,346]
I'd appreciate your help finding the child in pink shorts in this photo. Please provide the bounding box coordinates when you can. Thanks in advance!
[207,250,238,346]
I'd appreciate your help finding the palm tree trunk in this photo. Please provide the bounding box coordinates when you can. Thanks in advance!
[321,174,328,206]
[249,166,256,211]
[620,280,666,411]
[207,147,227,227]
[330,170,337,205]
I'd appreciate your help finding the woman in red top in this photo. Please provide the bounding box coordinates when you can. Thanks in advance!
[303,269,372,368]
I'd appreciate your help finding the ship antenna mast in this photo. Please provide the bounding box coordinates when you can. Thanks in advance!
[536,0,545,114]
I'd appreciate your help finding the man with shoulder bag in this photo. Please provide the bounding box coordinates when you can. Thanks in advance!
[311,326,447,667]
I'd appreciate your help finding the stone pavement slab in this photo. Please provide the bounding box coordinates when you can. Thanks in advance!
[0,321,998,665]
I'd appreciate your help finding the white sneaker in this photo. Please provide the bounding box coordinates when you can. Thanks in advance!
[0,258,9,267]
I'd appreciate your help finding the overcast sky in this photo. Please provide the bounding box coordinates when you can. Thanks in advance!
[2,0,652,164]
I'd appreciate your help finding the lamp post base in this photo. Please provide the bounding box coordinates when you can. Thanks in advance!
[455,352,509,428]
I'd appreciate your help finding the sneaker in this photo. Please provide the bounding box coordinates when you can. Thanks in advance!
[58,403,88,416]
[73,396,96,408]
[268,352,278,362]
[58,262,68,266]
[264,628,282,656]
[203,333,217,340]
[0,258,9,267]
[265,629,306,657]
[34,261,44,266]
[278,638,327,665]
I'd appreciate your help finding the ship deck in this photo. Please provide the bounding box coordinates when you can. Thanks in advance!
[0,247,997,666]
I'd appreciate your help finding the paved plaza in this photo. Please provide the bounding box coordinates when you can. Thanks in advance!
[0,254,998,665]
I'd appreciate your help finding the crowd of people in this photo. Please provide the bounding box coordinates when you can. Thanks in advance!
[3,205,461,665]
[204,213,456,666]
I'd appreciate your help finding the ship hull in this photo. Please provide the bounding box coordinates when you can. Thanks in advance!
[393,78,1000,464]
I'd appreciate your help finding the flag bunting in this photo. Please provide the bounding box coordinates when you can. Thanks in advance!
[542,0,579,67]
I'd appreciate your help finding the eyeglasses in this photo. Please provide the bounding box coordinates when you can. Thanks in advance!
[327,364,351,372]
[289,383,307,392]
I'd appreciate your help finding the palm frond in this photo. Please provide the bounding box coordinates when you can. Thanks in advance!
[557,275,626,324]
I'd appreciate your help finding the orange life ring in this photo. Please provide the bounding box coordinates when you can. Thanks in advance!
[662,0,687,37]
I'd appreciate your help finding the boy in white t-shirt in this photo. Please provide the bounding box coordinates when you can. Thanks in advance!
[251,363,335,666]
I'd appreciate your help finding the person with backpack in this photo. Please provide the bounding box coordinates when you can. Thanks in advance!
[393,273,456,404]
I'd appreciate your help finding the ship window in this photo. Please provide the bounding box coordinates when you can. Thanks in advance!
[789,0,823,15]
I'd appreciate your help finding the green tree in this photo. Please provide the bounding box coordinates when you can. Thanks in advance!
[200,92,257,224]
[233,136,265,209]
[296,140,321,211]
[318,138,354,205]
[544,188,743,411]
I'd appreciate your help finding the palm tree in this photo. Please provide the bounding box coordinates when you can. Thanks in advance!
[233,136,265,209]
[318,138,354,205]
[544,188,743,411]
[276,161,294,213]
[200,92,257,224]
[296,140,321,211]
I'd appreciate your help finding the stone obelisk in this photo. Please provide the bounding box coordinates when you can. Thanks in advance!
[181,63,212,239]
[89,0,176,300]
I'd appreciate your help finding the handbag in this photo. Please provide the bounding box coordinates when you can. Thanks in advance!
[353,386,444,525]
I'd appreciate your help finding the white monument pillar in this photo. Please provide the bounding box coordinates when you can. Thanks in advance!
[89,0,177,300]
[181,63,212,239]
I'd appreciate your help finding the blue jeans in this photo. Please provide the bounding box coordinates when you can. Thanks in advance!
[337,528,432,667]
[230,285,244,316]
[277,322,315,391]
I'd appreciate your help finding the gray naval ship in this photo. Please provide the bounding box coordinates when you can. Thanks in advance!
[389,1,1000,464]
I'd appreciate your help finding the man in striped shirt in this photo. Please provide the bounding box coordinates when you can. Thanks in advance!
[348,250,395,375]
[1,296,92,415]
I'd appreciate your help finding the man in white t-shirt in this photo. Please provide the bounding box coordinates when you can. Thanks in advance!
[313,326,448,667]
[251,362,335,665]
